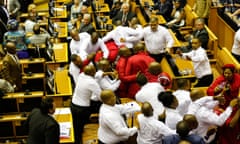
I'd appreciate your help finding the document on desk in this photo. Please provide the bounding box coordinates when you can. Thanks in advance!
[55,108,71,115]
[53,43,64,49]
[59,122,71,138]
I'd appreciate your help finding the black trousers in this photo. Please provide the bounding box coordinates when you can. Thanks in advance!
[194,74,214,87]
[149,53,166,62]
[70,103,91,144]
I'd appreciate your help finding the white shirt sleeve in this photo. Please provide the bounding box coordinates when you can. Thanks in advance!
[99,39,109,59]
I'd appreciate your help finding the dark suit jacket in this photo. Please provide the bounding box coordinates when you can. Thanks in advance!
[153,1,173,22]
[25,108,60,144]
[79,23,96,34]
[192,28,209,49]
[0,6,9,25]
[1,54,22,91]
[112,11,136,26]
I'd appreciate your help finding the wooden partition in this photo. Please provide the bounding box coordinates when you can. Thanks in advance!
[209,7,235,52]
[215,47,240,73]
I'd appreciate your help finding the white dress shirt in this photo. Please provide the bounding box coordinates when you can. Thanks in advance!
[173,90,192,116]
[137,114,175,144]
[24,19,36,33]
[98,102,140,144]
[83,38,109,59]
[135,82,165,119]
[193,100,233,143]
[182,47,212,78]
[165,108,183,130]
[102,25,140,48]
[69,62,80,85]
[70,32,90,58]
[95,70,121,91]
[232,28,240,55]
[72,73,101,107]
[143,25,174,54]
[187,96,213,114]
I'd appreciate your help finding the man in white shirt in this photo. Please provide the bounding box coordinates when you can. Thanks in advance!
[95,59,120,92]
[135,73,165,119]
[177,37,213,87]
[70,65,101,144]
[102,20,140,49]
[231,28,240,62]
[69,29,90,59]
[192,97,238,143]
[158,91,183,130]
[83,32,109,60]
[173,78,192,115]
[137,102,175,144]
[143,17,174,62]
[98,90,140,144]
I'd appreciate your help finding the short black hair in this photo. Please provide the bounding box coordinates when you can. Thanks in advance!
[158,91,174,107]
[136,73,148,86]
[40,97,54,114]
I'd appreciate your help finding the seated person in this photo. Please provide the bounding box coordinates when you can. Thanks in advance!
[112,2,136,26]
[4,19,30,59]
[78,13,95,34]
[166,0,185,31]
[152,0,173,22]
[29,24,50,45]
[109,1,122,19]
[181,18,209,52]
[68,0,82,30]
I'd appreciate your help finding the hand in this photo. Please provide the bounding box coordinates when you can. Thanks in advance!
[229,98,239,107]
[214,95,225,105]
[206,126,217,137]
[186,55,192,61]
[120,38,126,43]
[158,110,166,122]
[87,53,96,61]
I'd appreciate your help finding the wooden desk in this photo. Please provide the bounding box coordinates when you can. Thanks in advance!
[54,108,74,143]
[53,22,68,38]
[90,3,110,14]
[2,91,44,113]
[169,29,182,48]
[48,43,68,63]
[140,0,154,6]
[51,6,67,19]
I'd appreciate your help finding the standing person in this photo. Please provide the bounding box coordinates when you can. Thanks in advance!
[137,102,175,143]
[177,37,213,87]
[163,120,205,144]
[193,0,211,25]
[25,97,60,144]
[1,41,22,92]
[0,0,9,43]
[143,17,174,62]
[70,65,101,144]
[125,42,155,98]
[231,28,240,62]
[207,64,240,144]
[98,90,140,144]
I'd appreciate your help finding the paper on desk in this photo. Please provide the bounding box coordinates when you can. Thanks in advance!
[53,43,63,49]
[59,122,71,138]
[55,108,71,115]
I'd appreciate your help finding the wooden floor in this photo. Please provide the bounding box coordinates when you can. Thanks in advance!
[82,123,99,144]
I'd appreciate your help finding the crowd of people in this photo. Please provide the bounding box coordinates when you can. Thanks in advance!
[0,0,240,144]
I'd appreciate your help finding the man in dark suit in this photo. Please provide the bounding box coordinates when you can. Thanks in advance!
[0,0,9,25]
[112,2,136,26]
[1,41,22,92]
[79,13,95,34]
[192,18,209,49]
[25,97,60,144]
[153,0,173,22]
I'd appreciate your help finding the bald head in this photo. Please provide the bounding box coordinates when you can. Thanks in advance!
[70,29,80,41]
[141,102,153,117]
[183,114,198,130]
[177,120,190,138]
[133,43,145,54]
[148,62,162,75]
[83,65,96,77]
[119,47,131,57]
[6,41,16,54]
[190,89,205,101]
[101,90,116,106]
[178,140,191,144]
[98,59,110,72]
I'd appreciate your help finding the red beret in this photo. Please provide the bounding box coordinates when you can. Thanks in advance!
[222,64,235,71]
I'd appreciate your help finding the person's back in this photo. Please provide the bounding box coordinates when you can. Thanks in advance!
[29,24,50,45]
[26,108,59,144]
[26,97,60,144]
